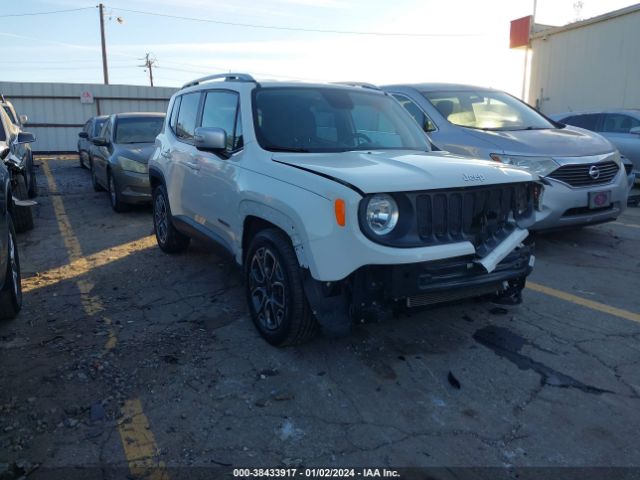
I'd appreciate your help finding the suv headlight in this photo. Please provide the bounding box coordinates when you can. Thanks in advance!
[118,156,148,174]
[490,154,558,177]
[365,194,399,235]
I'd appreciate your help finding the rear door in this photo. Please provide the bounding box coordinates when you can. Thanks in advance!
[93,117,113,186]
[166,91,202,218]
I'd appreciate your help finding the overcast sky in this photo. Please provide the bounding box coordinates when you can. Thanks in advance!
[1,0,637,96]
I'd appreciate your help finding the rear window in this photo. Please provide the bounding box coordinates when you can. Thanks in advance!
[561,114,601,131]
[115,117,164,144]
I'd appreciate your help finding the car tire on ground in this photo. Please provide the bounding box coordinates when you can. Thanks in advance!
[245,228,317,347]
[91,161,103,192]
[108,171,130,213]
[26,155,37,198]
[0,214,22,320]
[13,175,34,233]
[152,184,190,253]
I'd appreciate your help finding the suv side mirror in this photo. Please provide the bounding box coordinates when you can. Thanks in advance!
[0,147,9,160]
[19,114,28,125]
[630,126,640,135]
[194,127,227,152]
[16,131,35,144]
[92,136,109,147]
[79,132,89,139]
[424,119,436,133]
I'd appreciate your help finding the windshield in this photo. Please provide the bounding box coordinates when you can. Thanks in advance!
[115,116,164,144]
[93,118,107,137]
[3,106,18,125]
[422,90,555,131]
[253,87,429,153]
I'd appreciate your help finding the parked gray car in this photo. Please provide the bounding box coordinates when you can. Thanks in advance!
[550,109,640,179]
[77,115,108,169]
[383,83,635,231]
[90,113,165,212]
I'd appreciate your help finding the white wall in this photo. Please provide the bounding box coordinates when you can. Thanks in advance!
[528,7,640,115]
[0,82,177,152]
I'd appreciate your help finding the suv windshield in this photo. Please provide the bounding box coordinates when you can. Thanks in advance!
[254,87,429,153]
[422,90,555,131]
[115,116,164,144]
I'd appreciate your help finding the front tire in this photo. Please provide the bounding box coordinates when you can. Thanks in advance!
[245,228,317,346]
[152,184,190,253]
[13,175,34,233]
[26,155,37,198]
[108,172,130,213]
[0,215,22,320]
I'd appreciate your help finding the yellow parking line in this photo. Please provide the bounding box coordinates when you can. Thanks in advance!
[22,236,156,293]
[527,281,640,324]
[119,400,169,480]
[41,160,168,479]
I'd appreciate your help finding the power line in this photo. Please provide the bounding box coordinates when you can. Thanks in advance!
[109,6,485,37]
[0,6,94,18]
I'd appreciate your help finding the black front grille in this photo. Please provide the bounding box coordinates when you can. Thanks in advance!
[415,183,533,254]
[547,160,619,187]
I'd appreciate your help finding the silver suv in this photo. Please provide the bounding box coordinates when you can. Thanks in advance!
[150,74,538,346]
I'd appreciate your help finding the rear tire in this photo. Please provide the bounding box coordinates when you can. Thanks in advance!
[152,184,190,253]
[108,171,130,213]
[79,151,86,169]
[0,215,22,320]
[13,175,34,233]
[91,160,103,192]
[245,228,317,346]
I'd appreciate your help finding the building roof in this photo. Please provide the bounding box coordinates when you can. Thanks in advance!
[531,3,640,40]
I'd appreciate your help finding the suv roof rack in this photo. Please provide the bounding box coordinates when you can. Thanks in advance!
[333,82,381,91]
[182,73,259,89]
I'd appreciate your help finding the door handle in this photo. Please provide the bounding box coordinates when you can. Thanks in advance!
[184,161,200,170]
[160,149,171,158]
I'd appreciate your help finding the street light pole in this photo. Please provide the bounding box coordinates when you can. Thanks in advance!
[99,3,109,85]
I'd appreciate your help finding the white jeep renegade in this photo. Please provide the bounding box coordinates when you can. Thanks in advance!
[150,74,539,346]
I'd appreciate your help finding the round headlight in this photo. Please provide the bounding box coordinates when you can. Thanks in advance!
[365,194,399,235]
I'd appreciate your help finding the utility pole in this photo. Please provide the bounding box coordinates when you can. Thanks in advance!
[139,53,157,87]
[99,3,109,85]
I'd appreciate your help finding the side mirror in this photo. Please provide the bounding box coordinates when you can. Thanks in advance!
[194,127,227,152]
[0,147,9,160]
[19,114,28,125]
[424,120,436,133]
[16,131,35,144]
[629,126,640,135]
[79,132,89,139]
[92,136,109,147]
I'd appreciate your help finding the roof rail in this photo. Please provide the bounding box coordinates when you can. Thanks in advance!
[333,82,381,91]
[182,73,258,89]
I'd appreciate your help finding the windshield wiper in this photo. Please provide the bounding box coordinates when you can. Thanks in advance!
[265,146,311,153]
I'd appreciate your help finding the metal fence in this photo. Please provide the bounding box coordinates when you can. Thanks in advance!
[0,82,177,152]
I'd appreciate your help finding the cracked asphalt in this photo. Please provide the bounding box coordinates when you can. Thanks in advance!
[1,155,640,477]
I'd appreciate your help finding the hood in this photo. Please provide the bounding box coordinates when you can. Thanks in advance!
[273,150,534,194]
[114,143,155,164]
[464,126,614,157]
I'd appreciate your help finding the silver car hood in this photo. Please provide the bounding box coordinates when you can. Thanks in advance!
[464,126,615,158]
[273,150,534,194]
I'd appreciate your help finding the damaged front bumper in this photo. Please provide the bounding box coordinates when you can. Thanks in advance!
[350,241,534,309]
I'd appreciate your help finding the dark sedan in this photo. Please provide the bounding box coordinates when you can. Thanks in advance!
[91,113,165,212]
[78,115,109,169]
